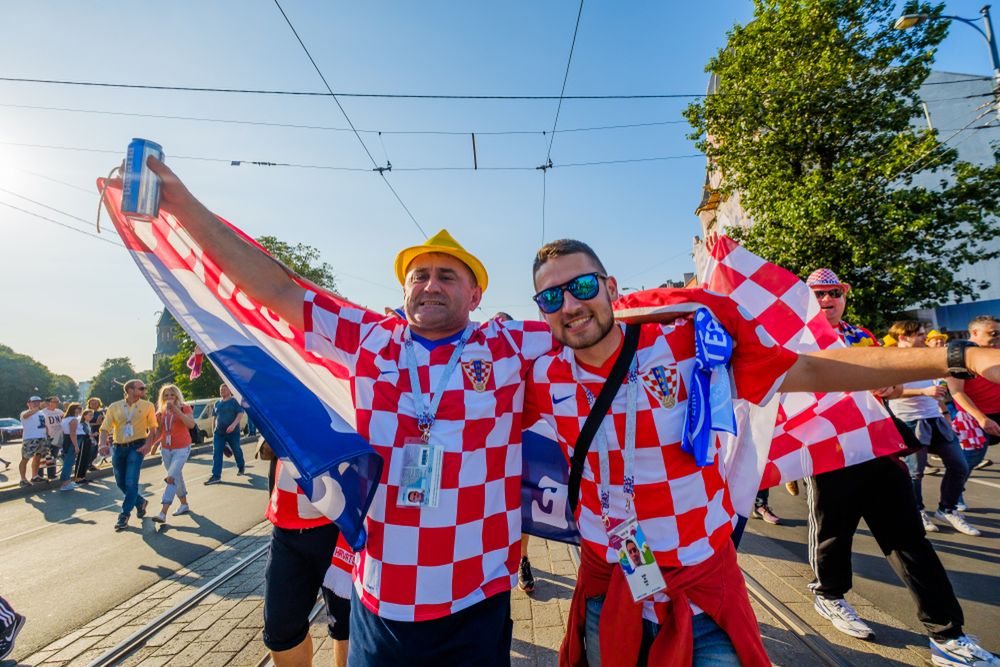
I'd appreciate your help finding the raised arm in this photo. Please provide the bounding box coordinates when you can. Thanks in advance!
[145,157,306,330]
[780,346,1000,394]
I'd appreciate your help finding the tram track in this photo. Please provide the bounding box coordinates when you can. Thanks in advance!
[85,544,270,667]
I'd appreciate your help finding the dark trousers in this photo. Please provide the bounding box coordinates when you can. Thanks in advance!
[900,418,969,512]
[348,589,513,667]
[74,436,97,479]
[804,456,964,640]
[42,437,61,479]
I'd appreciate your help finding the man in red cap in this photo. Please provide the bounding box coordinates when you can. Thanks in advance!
[802,268,990,664]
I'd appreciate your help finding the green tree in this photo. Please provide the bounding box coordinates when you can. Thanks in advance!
[51,374,79,404]
[255,235,338,291]
[147,354,175,405]
[0,345,53,417]
[89,357,138,406]
[685,0,1000,329]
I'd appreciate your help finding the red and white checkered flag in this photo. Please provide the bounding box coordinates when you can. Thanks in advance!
[703,236,905,493]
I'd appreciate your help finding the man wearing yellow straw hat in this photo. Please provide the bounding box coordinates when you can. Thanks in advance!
[926,329,949,348]
[145,157,556,666]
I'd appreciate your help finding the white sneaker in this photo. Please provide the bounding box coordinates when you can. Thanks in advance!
[955,501,968,512]
[59,482,78,492]
[930,634,1000,666]
[935,510,982,536]
[172,504,190,516]
[152,512,167,523]
[921,511,940,533]
[813,596,875,639]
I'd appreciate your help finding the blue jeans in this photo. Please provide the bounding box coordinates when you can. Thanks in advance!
[212,430,245,478]
[59,435,77,482]
[959,446,987,506]
[111,442,146,516]
[901,418,969,512]
[584,596,740,666]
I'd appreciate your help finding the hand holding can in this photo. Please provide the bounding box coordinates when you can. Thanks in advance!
[121,138,163,220]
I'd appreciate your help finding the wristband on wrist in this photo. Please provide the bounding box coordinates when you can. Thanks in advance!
[946,339,976,380]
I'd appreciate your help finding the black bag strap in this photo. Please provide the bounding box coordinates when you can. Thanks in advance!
[568,323,641,514]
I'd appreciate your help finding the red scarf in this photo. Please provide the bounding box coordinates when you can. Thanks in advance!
[560,540,769,667]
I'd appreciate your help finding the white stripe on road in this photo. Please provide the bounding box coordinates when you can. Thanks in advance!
[965,476,1000,490]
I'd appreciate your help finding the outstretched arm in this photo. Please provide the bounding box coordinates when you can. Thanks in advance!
[145,158,306,330]
[780,346,1000,394]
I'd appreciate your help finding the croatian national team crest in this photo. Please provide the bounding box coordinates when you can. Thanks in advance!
[641,366,678,409]
[462,359,493,392]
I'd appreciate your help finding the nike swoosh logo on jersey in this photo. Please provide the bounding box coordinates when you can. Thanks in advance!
[552,394,574,405]
[378,369,398,376]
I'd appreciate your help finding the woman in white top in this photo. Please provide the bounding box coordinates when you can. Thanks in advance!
[59,403,85,491]
[886,321,978,536]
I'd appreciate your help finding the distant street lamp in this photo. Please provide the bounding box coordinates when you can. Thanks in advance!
[894,5,1000,119]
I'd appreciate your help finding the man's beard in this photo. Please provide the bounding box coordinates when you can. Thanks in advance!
[557,306,616,351]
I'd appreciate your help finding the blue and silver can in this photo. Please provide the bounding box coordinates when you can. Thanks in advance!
[121,138,164,220]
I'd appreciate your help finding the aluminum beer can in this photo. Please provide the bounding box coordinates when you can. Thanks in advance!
[121,138,164,220]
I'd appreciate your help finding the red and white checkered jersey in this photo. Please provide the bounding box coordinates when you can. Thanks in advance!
[952,410,987,451]
[304,290,554,621]
[266,458,333,530]
[527,290,797,568]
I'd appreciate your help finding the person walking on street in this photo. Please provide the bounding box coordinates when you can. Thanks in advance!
[73,409,97,484]
[0,595,25,661]
[58,403,84,492]
[947,316,1000,472]
[886,321,978,536]
[152,384,195,522]
[86,398,106,470]
[18,396,47,487]
[39,397,63,482]
[205,383,244,485]
[98,379,159,532]
[801,269,995,665]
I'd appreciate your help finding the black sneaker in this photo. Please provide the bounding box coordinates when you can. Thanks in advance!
[518,557,535,593]
[114,514,129,532]
[204,477,221,486]
[135,497,148,519]
[0,612,26,660]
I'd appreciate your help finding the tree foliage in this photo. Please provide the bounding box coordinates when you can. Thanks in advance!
[88,357,139,406]
[0,345,58,417]
[169,335,222,400]
[255,235,339,292]
[685,0,1000,329]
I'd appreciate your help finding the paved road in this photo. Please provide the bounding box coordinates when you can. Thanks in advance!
[0,441,268,659]
[750,456,1000,654]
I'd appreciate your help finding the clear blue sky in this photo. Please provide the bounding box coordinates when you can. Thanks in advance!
[0,1,993,383]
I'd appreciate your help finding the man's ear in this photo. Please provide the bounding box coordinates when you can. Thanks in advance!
[468,286,484,312]
[605,275,619,301]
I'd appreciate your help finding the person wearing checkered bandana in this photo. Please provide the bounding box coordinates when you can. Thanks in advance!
[803,268,999,667]
[527,244,1000,667]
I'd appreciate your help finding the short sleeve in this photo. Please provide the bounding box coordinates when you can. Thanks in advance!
[145,404,159,430]
[99,407,114,433]
[303,290,385,369]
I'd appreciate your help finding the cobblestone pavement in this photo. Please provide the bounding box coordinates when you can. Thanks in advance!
[19,523,925,666]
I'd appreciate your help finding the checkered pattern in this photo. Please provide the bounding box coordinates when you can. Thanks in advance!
[952,410,987,451]
[305,291,554,622]
[704,237,904,491]
[528,292,797,568]
[266,459,333,530]
[805,268,846,287]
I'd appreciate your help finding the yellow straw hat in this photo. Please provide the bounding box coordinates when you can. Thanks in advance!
[926,329,949,342]
[394,229,489,291]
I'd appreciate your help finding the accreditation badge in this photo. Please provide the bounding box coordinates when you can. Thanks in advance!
[607,517,666,602]
[396,438,443,508]
[461,359,492,392]
[641,366,679,409]
[122,423,134,439]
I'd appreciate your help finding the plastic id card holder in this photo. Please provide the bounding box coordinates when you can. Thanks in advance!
[608,516,666,602]
[122,423,134,440]
[396,438,444,508]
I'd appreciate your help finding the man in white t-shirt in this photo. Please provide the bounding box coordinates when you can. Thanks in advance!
[886,321,978,536]
[18,396,48,487]
[38,397,64,482]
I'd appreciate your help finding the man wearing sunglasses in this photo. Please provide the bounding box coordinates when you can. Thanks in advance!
[801,269,993,663]
[525,244,1000,666]
[99,379,159,532]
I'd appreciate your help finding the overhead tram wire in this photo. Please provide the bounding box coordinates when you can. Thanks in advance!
[541,0,586,243]
[271,0,427,239]
[0,199,124,247]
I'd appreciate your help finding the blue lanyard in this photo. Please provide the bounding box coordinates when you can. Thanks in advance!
[404,326,472,442]
[579,355,639,525]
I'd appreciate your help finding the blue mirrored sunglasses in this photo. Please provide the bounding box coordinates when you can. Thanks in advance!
[532,272,606,314]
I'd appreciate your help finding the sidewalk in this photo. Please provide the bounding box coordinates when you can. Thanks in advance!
[21,524,930,666]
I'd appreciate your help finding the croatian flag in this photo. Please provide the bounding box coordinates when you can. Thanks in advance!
[98,179,382,550]
[614,236,904,515]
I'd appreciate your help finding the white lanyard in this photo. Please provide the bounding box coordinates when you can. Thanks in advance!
[580,356,639,526]
[123,401,139,424]
[404,326,472,442]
